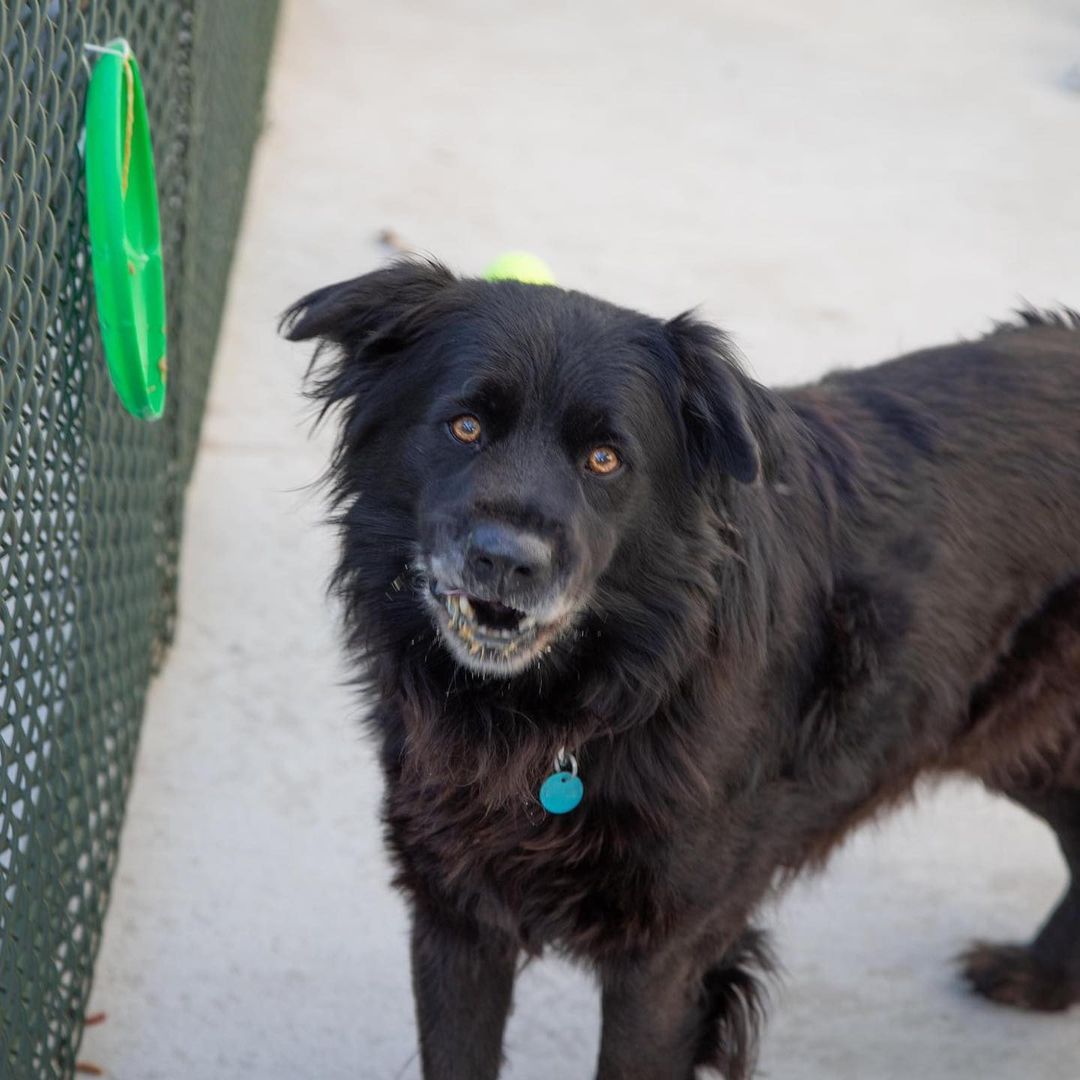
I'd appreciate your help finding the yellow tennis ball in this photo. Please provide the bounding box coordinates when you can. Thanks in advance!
[482,251,556,286]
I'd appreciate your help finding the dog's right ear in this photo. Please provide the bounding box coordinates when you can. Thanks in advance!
[279,258,456,359]
[664,313,762,485]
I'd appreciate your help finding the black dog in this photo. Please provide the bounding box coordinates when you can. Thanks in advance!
[284,260,1080,1079]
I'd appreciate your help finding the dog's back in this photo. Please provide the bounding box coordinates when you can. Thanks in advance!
[784,312,1080,794]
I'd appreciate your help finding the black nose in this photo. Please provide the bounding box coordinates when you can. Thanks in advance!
[465,523,552,598]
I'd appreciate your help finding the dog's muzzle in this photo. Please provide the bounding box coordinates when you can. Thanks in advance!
[424,522,573,675]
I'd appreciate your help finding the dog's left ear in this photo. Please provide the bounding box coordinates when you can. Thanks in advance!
[665,313,761,484]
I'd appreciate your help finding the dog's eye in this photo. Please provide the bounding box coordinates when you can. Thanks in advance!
[585,446,621,475]
[449,415,482,444]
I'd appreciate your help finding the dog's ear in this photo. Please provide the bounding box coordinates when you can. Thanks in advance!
[665,313,761,484]
[280,258,456,359]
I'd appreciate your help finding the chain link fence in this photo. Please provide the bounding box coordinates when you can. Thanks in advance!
[0,2,279,1076]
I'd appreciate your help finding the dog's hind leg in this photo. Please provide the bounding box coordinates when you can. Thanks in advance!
[961,787,1080,1011]
[596,929,771,1080]
[410,906,518,1079]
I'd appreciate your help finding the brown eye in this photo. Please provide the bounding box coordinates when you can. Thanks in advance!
[585,446,621,475]
[449,414,482,443]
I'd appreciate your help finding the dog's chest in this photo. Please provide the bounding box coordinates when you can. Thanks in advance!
[385,778,675,956]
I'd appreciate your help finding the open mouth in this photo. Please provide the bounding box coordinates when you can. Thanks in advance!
[429,585,565,673]
[439,591,537,653]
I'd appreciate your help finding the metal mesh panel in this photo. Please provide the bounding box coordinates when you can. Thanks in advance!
[0,3,279,1077]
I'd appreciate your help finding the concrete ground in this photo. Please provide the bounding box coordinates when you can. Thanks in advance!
[82,0,1080,1076]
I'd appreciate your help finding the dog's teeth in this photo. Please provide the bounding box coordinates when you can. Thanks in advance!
[435,590,559,667]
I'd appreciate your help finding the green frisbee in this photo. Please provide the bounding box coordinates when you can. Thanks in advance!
[85,39,167,420]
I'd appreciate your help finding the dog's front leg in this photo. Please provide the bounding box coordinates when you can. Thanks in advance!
[596,948,705,1080]
[410,905,518,1080]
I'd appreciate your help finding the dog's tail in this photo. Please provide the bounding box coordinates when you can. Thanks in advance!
[693,927,777,1080]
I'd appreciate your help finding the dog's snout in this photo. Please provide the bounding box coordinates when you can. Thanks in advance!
[465,523,552,597]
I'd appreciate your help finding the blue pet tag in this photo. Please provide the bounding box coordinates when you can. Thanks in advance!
[539,749,583,814]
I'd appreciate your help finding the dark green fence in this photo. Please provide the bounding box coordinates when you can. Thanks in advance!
[0,2,279,1076]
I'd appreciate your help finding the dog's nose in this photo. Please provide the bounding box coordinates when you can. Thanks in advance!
[465,523,552,597]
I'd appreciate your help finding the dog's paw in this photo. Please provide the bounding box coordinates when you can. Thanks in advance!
[959,941,1079,1012]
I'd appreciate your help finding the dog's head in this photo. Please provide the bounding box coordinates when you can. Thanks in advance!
[284,259,760,680]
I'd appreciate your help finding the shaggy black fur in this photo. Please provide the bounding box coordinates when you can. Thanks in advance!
[284,260,1080,1078]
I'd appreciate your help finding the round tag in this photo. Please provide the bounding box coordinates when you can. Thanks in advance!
[539,770,584,815]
